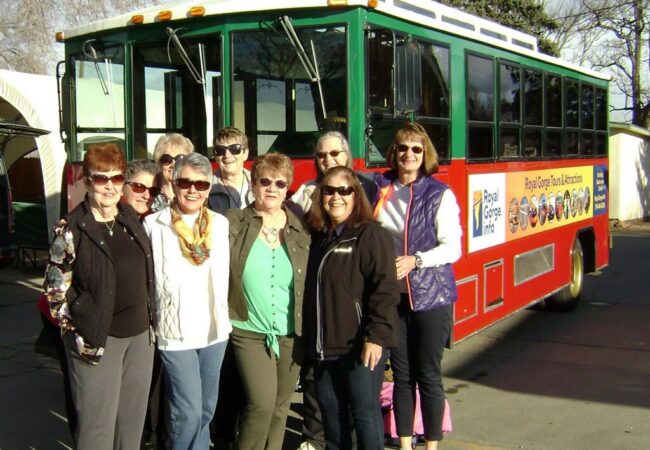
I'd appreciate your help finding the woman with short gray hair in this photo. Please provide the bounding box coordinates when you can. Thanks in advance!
[151,133,195,212]
[144,151,231,450]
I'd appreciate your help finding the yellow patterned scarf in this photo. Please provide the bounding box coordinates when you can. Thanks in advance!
[170,202,212,265]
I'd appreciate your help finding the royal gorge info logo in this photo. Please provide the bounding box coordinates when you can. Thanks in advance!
[472,190,483,237]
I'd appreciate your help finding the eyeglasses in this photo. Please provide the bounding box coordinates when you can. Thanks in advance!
[322,185,355,196]
[158,154,185,166]
[175,178,211,191]
[126,181,161,196]
[395,144,424,154]
[257,177,288,189]
[316,150,343,159]
[86,174,125,186]
[214,144,245,157]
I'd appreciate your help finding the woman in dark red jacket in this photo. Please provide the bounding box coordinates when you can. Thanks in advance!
[305,166,399,450]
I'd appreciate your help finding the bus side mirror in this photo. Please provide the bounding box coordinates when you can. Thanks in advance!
[394,38,421,115]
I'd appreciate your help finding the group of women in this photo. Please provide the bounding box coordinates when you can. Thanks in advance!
[43,122,462,450]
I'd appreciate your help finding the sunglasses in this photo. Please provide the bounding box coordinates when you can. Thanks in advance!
[126,181,161,196]
[257,177,288,189]
[158,154,185,166]
[86,174,125,186]
[395,144,424,154]
[322,185,355,196]
[316,150,343,159]
[175,178,211,191]
[214,144,245,157]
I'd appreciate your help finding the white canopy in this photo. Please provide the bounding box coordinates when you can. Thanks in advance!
[0,69,66,239]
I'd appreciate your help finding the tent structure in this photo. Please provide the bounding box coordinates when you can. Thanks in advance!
[0,69,66,239]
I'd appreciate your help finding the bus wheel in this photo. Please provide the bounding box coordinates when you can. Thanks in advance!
[546,239,584,311]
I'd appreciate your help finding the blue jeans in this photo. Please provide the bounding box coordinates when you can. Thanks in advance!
[315,349,388,450]
[160,341,227,450]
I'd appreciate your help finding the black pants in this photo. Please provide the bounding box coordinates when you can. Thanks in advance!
[301,362,325,449]
[391,299,452,442]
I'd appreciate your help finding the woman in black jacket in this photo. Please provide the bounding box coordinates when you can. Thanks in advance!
[305,166,399,450]
[43,144,155,450]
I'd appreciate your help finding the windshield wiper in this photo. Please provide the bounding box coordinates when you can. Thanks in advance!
[166,27,205,85]
[278,16,327,120]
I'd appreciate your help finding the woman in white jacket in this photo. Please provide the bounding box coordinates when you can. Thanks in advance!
[144,152,231,450]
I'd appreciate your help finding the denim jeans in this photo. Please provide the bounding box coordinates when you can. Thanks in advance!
[315,349,388,450]
[391,301,452,442]
[160,341,227,450]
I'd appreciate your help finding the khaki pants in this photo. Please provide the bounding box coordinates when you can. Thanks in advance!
[230,328,301,450]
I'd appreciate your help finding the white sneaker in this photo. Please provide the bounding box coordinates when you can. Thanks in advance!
[297,442,318,450]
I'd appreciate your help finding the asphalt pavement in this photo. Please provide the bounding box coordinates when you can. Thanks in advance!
[1,221,650,449]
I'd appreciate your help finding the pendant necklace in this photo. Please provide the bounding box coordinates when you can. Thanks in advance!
[262,225,279,244]
[104,219,116,237]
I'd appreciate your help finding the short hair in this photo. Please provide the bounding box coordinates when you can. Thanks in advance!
[314,131,352,179]
[307,166,374,231]
[173,152,213,182]
[153,133,194,162]
[386,122,439,176]
[214,126,249,149]
[83,143,126,177]
[251,153,294,187]
[125,159,159,182]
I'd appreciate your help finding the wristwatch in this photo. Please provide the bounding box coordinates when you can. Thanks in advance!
[414,254,423,269]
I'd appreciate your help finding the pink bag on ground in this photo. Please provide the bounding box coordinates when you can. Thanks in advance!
[380,381,452,438]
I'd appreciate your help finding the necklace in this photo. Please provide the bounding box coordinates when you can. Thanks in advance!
[104,219,116,237]
[261,225,279,244]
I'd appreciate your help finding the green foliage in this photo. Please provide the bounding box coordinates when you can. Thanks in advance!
[440,0,560,56]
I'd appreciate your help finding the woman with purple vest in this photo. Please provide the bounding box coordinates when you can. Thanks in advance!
[373,123,462,450]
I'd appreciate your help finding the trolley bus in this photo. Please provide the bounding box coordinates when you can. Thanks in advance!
[56,0,610,342]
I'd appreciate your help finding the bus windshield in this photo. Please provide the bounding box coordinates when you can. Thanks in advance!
[231,24,346,157]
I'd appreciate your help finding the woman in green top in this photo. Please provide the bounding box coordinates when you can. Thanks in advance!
[226,153,310,450]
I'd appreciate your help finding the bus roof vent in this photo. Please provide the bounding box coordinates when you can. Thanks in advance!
[512,38,534,51]
[441,14,475,31]
[394,0,436,20]
[480,28,507,42]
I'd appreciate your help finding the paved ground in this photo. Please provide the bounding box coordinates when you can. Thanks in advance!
[1,220,649,449]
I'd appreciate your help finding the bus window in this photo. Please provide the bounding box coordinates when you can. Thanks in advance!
[232,25,347,157]
[366,30,450,163]
[467,54,495,160]
[524,69,542,126]
[132,35,221,158]
[71,44,125,161]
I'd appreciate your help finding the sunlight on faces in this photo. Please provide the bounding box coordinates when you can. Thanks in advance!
[173,166,210,214]
[322,173,355,226]
[316,137,348,174]
[87,170,124,211]
[396,139,424,176]
[122,172,155,216]
[253,172,288,213]
[159,145,191,183]
[215,138,249,178]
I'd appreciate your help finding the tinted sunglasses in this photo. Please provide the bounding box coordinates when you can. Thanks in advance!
[395,144,424,154]
[175,178,211,191]
[86,174,125,186]
[126,181,161,196]
[316,150,343,159]
[322,185,355,196]
[214,144,245,157]
[257,177,288,189]
[158,154,185,166]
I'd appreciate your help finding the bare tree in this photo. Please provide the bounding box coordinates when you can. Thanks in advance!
[0,0,170,75]
[548,0,650,127]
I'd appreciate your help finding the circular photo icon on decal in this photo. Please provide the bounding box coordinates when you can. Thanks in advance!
[539,193,548,225]
[555,192,563,222]
[571,189,578,217]
[564,190,571,219]
[530,195,539,228]
[584,186,591,213]
[578,187,585,214]
[548,194,556,223]
[519,196,529,231]
[509,197,519,233]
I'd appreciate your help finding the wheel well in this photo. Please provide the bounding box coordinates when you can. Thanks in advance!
[577,228,596,273]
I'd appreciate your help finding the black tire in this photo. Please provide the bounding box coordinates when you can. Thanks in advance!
[546,239,584,311]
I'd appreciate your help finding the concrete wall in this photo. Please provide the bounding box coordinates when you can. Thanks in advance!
[609,123,650,221]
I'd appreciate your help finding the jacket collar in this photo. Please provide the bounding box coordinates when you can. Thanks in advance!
[378,170,428,196]
[241,203,305,233]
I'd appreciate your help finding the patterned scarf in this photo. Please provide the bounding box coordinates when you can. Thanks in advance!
[170,201,212,265]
